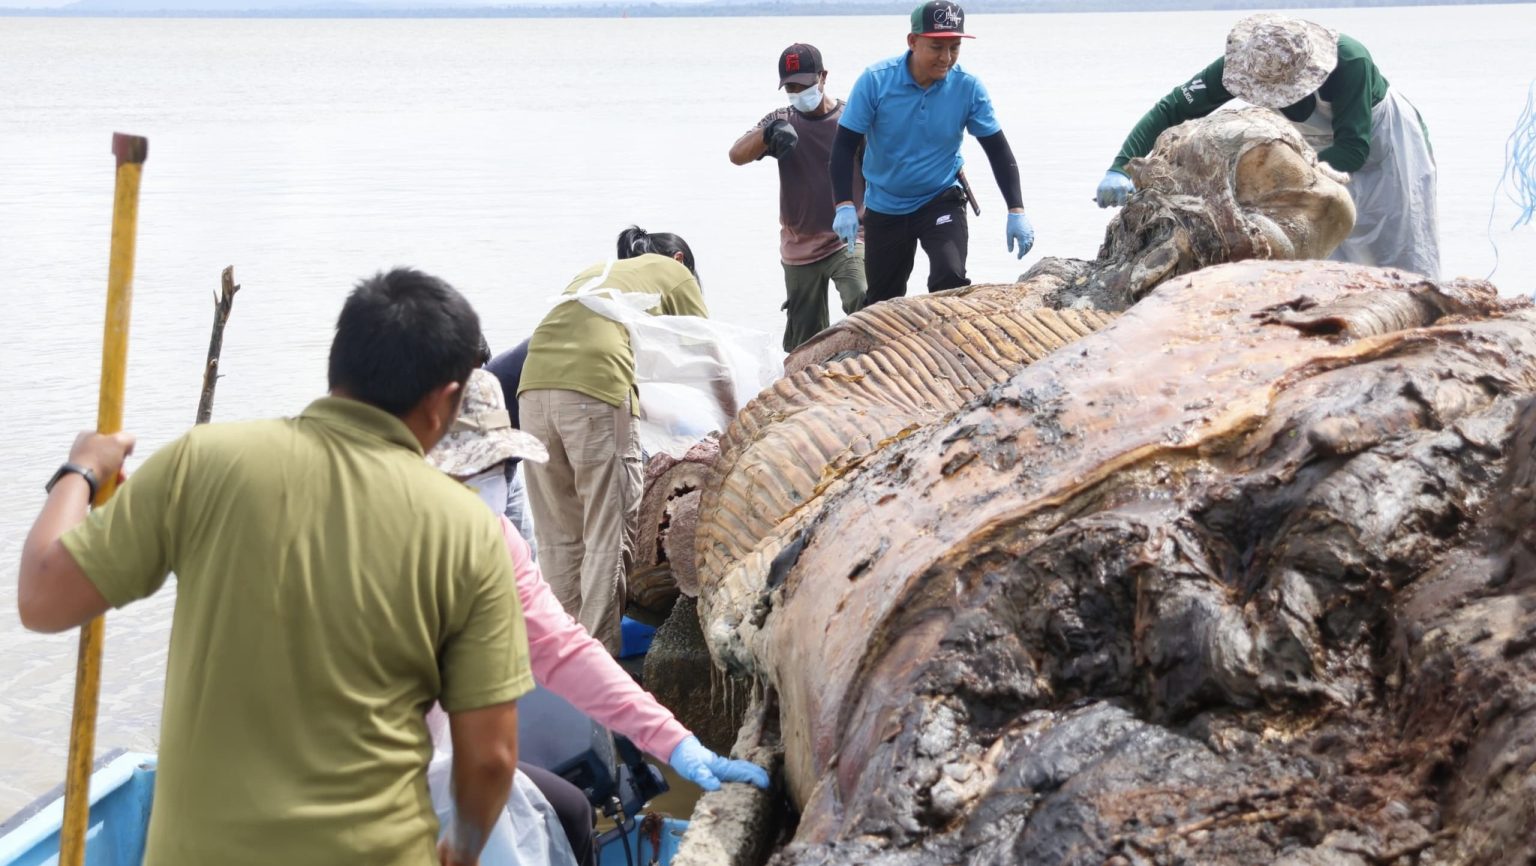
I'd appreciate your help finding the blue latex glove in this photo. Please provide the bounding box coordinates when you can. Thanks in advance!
[1096,169,1135,208]
[668,735,770,792]
[1006,211,1035,259]
[832,203,859,256]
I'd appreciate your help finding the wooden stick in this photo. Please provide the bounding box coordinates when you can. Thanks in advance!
[196,266,240,425]
[60,131,147,866]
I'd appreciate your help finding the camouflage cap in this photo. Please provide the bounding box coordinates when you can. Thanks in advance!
[1221,14,1338,110]
[427,368,548,478]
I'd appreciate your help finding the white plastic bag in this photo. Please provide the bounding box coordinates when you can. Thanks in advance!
[426,746,578,866]
[557,262,785,457]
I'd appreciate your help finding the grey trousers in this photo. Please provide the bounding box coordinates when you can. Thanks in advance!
[518,389,642,655]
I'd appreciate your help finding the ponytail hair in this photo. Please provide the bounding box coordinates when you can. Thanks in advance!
[616,225,700,287]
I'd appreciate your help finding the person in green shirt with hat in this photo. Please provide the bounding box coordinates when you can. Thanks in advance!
[1095,13,1439,278]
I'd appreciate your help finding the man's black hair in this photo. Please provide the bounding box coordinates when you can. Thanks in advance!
[328,268,483,417]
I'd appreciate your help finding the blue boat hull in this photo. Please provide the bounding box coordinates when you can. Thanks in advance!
[0,752,156,866]
[598,816,688,866]
[1,752,686,866]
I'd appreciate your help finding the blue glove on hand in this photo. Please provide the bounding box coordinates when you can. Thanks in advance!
[1095,169,1135,208]
[668,735,770,792]
[832,203,859,256]
[1006,211,1035,259]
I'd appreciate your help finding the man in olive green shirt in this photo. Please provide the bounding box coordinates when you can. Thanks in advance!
[1094,14,1439,277]
[17,269,533,866]
[519,228,709,654]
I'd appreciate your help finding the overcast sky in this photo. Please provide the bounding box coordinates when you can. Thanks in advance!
[0,0,711,7]
[0,0,719,8]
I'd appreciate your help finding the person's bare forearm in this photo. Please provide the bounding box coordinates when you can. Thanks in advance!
[17,430,133,633]
[728,128,768,165]
[18,476,93,630]
[443,704,520,865]
[700,338,740,421]
[711,376,738,422]
[448,746,516,860]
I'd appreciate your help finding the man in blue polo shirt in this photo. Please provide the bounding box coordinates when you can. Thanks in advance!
[830,0,1034,309]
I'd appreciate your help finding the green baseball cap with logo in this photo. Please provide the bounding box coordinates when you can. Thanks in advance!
[911,0,975,39]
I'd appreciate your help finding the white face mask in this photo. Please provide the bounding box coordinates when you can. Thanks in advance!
[789,84,822,113]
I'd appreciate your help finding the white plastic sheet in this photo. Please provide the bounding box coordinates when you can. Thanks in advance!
[559,261,785,457]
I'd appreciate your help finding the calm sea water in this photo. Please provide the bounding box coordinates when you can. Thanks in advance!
[1,5,1533,814]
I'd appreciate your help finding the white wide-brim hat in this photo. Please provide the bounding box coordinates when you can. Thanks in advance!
[1222,14,1339,110]
[428,368,548,478]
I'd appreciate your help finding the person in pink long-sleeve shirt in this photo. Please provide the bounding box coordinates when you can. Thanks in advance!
[427,368,769,865]
[499,513,691,760]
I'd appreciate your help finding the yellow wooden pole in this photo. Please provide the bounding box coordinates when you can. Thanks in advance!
[59,131,148,866]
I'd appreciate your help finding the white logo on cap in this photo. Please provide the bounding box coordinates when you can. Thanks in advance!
[933,5,962,29]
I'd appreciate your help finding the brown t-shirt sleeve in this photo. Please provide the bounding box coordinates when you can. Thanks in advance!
[439,516,534,712]
[747,107,791,136]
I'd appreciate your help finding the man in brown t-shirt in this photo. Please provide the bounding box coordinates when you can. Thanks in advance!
[729,42,867,352]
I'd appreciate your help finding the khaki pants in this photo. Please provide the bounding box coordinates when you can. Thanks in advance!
[518,389,642,654]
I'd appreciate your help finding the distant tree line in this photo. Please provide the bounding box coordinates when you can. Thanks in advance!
[6,0,1527,17]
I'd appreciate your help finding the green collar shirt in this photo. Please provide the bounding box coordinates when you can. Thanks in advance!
[61,396,532,866]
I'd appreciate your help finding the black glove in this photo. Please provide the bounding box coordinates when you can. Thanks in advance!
[762,119,799,160]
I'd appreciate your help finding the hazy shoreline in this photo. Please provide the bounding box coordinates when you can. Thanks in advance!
[3,0,1528,18]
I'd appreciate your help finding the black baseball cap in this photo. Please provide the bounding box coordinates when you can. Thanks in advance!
[911,0,975,39]
[778,43,824,89]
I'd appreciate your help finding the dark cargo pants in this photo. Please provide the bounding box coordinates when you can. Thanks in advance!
[859,186,970,310]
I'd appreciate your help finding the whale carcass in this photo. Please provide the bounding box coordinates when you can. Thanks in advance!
[710,259,1536,865]
[665,107,1536,865]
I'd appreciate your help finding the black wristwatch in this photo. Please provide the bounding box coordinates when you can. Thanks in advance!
[46,462,100,503]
